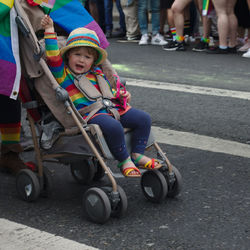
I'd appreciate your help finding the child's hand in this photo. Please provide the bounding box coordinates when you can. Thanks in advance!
[41,15,54,33]
[120,90,131,103]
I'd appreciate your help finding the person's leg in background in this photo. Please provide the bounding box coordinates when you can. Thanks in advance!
[209,0,237,53]
[166,0,175,40]
[89,0,99,22]
[112,0,127,37]
[210,0,229,52]
[138,0,150,45]
[150,0,160,36]
[96,0,106,33]
[193,0,211,51]
[104,0,113,38]
[163,0,192,51]
[159,0,166,36]
[150,0,168,45]
[120,0,141,41]
[0,95,27,175]
[227,0,238,50]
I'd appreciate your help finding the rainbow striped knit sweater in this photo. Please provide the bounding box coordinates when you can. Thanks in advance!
[44,32,119,119]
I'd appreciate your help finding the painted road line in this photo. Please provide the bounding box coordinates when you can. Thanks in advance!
[0,218,97,250]
[152,126,250,159]
[126,78,250,100]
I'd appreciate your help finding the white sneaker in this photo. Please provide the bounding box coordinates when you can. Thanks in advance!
[151,33,168,45]
[238,41,250,52]
[242,48,250,58]
[139,34,149,45]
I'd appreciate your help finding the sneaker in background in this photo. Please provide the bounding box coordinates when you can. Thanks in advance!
[242,48,250,58]
[139,34,150,45]
[227,46,237,54]
[192,40,209,52]
[105,30,112,38]
[112,28,126,38]
[163,40,186,51]
[151,33,168,45]
[238,41,250,52]
[206,46,228,54]
[117,35,141,43]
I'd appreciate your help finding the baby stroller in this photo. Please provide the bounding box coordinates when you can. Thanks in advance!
[14,0,183,224]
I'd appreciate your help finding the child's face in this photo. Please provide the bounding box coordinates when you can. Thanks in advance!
[67,47,95,74]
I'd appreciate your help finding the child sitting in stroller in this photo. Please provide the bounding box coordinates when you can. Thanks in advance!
[41,15,161,177]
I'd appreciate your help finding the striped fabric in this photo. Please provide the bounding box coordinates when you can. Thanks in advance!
[0,122,21,144]
[202,0,210,16]
[44,33,115,119]
[0,0,21,99]
[46,0,109,49]
[66,35,100,47]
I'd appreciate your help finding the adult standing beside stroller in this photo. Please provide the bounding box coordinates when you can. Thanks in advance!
[0,0,28,174]
[0,0,115,175]
[41,14,162,177]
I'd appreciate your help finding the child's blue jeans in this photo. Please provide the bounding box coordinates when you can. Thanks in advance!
[88,108,151,162]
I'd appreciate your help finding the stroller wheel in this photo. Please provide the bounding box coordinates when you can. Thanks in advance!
[101,185,128,218]
[111,185,128,218]
[93,160,105,181]
[166,166,183,198]
[70,159,95,184]
[159,165,182,198]
[140,170,168,203]
[40,166,53,198]
[16,169,41,202]
[82,187,111,224]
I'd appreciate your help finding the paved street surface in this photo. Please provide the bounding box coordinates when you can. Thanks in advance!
[0,38,250,250]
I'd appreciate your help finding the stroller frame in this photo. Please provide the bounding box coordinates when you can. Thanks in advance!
[14,0,182,223]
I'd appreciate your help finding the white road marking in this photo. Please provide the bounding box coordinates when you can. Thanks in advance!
[0,219,98,250]
[1,79,250,249]
[152,126,250,159]
[125,78,250,158]
[126,77,250,100]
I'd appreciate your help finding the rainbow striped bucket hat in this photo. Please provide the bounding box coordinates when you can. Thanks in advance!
[60,28,107,65]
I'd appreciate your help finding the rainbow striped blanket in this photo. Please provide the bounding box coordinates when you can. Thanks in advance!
[0,0,109,99]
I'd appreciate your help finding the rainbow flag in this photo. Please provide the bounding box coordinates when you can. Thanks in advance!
[0,0,108,99]
[0,0,21,99]
[202,0,209,16]
[46,0,108,49]
[33,0,56,9]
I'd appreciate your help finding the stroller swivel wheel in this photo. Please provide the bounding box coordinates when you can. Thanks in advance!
[140,170,168,203]
[40,166,53,198]
[111,185,127,218]
[101,185,128,218]
[70,159,95,185]
[16,169,41,202]
[82,187,111,224]
[166,165,183,198]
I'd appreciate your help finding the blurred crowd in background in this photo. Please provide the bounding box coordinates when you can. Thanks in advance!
[81,0,250,58]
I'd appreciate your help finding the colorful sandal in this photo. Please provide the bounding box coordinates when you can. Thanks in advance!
[133,155,162,170]
[117,158,141,178]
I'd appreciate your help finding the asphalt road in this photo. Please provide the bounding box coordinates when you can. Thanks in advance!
[0,38,250,250]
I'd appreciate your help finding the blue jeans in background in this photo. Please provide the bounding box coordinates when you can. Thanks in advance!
[104,0,126,32]
[138,0,160,35]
